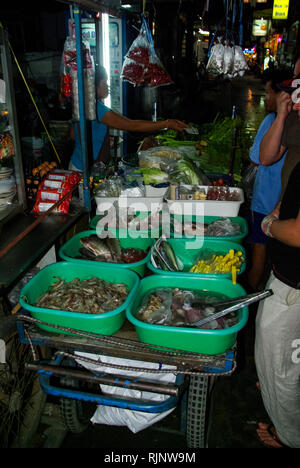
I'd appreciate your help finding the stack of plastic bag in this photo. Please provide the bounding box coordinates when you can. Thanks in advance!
[121,15,173,88]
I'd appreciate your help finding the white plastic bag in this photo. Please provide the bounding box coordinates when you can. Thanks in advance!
[60,35,96,120]
[71,67,96,121]
[223,45,234,77]
[75,353,177,433]
[232,46,249,77]
[206,42,224,75]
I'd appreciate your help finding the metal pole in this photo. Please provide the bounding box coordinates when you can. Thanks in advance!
[73,3,91,211]
[25,363,180,396]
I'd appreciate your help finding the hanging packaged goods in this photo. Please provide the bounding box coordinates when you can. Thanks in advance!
[60,34,96,120]
[121,15,173,88]
[206,41,248,78]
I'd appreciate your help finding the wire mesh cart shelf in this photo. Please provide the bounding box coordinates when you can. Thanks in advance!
[16,312,237,448]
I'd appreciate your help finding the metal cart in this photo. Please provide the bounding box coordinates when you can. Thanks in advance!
[15,312,237,449]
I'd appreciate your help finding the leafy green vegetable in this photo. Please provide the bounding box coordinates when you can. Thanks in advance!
[134,168,169,185]
[166,159,209,185]
[157,115,253,181]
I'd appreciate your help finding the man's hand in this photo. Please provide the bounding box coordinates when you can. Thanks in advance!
[165,119,189,132]
[276,92,292,120]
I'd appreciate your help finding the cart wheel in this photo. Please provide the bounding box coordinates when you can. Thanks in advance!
[186,375,209,448]
[60,396,92,434]
[0,316,46,448]
[59,373,96,434]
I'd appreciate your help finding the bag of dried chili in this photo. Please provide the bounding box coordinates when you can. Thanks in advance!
[121,14,173,88]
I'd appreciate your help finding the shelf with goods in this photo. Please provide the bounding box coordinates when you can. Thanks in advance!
[0,26,26,225]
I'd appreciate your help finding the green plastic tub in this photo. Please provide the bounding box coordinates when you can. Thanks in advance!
[59,230,154,277]
[19,262,140,335]
[147,238,246,280]
[165,214,248,244]
[126,275,248,355]
[90,212,161,239]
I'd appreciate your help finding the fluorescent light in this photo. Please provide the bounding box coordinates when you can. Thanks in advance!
[102,13,111,108]
[121,4,132,8]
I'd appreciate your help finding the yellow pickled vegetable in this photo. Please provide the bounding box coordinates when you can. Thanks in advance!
[189,249,244,283]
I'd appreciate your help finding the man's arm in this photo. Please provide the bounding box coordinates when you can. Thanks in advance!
[269,209,300,247]
[259,92,291,165]
[101,109,188,133]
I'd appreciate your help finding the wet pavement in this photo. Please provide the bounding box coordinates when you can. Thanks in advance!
[34,74,272,450]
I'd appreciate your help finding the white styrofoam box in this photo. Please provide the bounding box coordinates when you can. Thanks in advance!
[145,185,168,198]
[96,196,164,214]
[166,186,244,218]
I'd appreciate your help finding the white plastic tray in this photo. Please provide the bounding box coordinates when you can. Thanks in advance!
[166,185,244,217]
[95,196,164,214]
[144,185,168,198]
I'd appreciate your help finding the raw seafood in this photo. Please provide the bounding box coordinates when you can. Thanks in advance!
[78,235,146,264]
[121,248,146,263]
[151,237,182,271]
[80,235,113,260]
[137,288,238,330]
[35,276,128,314]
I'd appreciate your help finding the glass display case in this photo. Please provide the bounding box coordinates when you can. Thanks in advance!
[0,26,26,224]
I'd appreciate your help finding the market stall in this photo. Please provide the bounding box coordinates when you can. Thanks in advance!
[0,24,88,295]
[0,18,87,449]
[0,0,270,450]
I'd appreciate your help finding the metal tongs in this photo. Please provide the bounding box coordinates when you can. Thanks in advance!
[190,289,273,328]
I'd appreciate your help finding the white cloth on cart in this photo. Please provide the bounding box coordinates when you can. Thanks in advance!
[75,352,177,433]
[255,272,300,448]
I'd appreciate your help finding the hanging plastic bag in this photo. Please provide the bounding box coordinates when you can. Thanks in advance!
[223,44,234,77]
[121,56,146,86]
[147,48,173,88]
[121,15,173,88]
[121,19,149,86]
[206,40,224,75]
[232,46,249,77]
[126,22,150,65]
[60,35,96,120]
[71,67,96,121]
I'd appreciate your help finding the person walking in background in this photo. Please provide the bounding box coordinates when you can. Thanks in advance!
[246,69,290,291]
